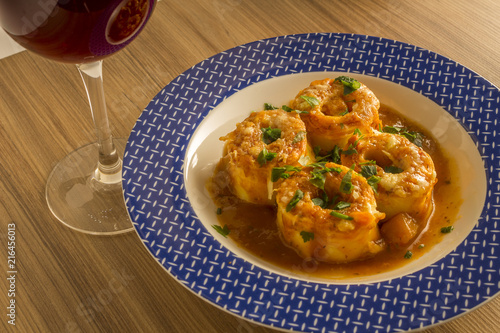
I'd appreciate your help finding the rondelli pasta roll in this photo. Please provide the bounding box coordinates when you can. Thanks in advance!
[290,77,381,153]
[275,162,386,263]
[216,109,314,205]
[342,131,437,221]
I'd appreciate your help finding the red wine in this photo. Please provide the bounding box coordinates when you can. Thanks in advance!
[0,0,155,63]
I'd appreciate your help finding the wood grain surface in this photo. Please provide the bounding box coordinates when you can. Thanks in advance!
[0,0,499,332]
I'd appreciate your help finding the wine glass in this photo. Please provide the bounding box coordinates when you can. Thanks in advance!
[0,0,156,234]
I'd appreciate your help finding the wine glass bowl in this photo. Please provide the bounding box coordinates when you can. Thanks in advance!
[0,0,156,234]
[0,0,154,63]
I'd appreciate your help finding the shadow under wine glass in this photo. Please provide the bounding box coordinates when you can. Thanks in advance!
[0,0,157,234]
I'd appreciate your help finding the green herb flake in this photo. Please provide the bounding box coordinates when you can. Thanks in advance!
[216,208,222,215]
[212,224,230,238]
[361,165,378,178]
[404,131,423,147]
[312,197,325,207]
[307,162,342,174]
[292,131,307,144]
[316,146,343,164]
[282,105,309,114]
[264,103,278,110]
[261,127,282,144]
[334,76,361,95]
[309,171,327,191]
[331,146,342,164]
[271,165,301,182]
[286,189,304,212]
[404,251,413,259]
[300,95,320,108]
[342,147,358,156]
[332,201,351,210]
[382,126,423,148]
[313,146,322,157]
[366,175,381,194]
[330,211,354,220]
[441,226,454,233]
[300,231,315,243]
[384,166,404,174]
[382,125,402,134]
[418,244,425,249]
[340,170,354,194]
[257,147,277,166]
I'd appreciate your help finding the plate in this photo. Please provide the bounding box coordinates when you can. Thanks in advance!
[122,33,500,332]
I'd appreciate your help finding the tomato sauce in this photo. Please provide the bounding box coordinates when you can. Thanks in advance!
[208,104,462,279]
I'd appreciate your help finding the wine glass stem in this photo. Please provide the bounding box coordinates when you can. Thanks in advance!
[77,60,121,184]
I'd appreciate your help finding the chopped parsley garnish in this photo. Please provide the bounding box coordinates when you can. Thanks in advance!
[312,191,330,208]
[404,251,413,259]
[342,129,364,155]
[292,131,307,144]
[340,169,354,194]
[384,166,404,174]
[361,165,378,178]
[441,226,454,233]
[330,211,353,220]
[313,146,321,157]
[307,162,342,173]
[342,146,357,156]
[300,231,315,243]
[335,76,361,95]
[381,125,401,134]
[330,146,342,164]
[264,103,278,110]
[312,197,325,207]
[261,127,282,144]
[286,189,304,212]
[402,131,423,147]
[332,201,351,210]
[360,164,380,193]
[271,165,301,182]
[366,175,381,193]
[382,125,423,147]
[212,224,230,238]
[216,208,222,215]
[281,105,309,114]
[300,95,320,108]
[316,145,342,164]
[310,162,349,207]
[339,109,349,116]
[309,170,327,191]
[257,147,276,166]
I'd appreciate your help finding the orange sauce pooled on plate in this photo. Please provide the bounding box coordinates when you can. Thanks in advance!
[208,104,462,279]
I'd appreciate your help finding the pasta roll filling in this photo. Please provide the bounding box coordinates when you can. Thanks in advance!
[215,109,313,205]
[342,131,437,222]
[290,77,381,152]
[275,163,386,263]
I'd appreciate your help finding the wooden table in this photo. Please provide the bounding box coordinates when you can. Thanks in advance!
[1,0,499,332]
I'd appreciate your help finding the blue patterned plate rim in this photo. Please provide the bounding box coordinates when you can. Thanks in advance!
[122,33,500,332]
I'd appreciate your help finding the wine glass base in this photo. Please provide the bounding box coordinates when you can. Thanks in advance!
[46,139,133,235]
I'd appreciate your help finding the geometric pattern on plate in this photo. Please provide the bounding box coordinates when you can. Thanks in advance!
[123,33,500,332]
